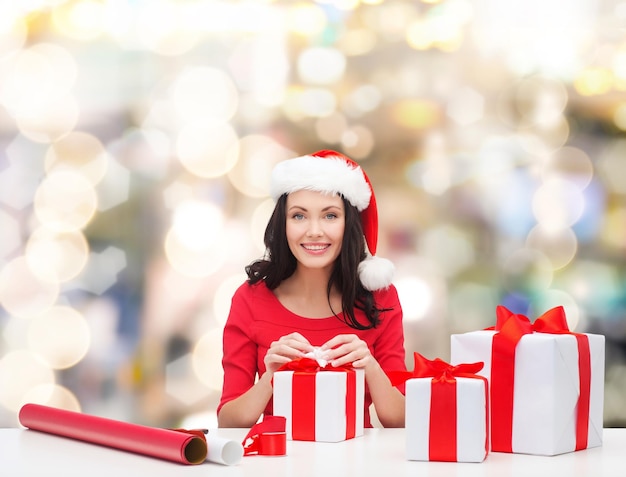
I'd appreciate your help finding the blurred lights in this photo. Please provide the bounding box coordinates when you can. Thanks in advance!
[341,124,375,159]
[212,274,248,326]
[0,257,60,318]
[395,275,433,322]
[175,121,240,178]
[287,3,327,36]
[526,225,578,270]
[532,178,585,231]
[0,210,21,260]
[51,0,105,41]
[44,131,110,185]
[0,11,27,58]
[171,200,224,252]
[33,170,98,232]
[0,350,55,412]
[164,228,227,278]
[298,47,346,85]
[16,93,80,143]
[191,329,224,391]
[27,306,91,369]
[21,384,81,414]
[420,225,475,277]
[227,135,292,198]
[446,87,485,126]
[25,227,90,283]
[77,246,126,295]
[501,248,554,294]
[315,112,349,143]
[574,67,613,96]
[294,87,338,118]
[173,67,239,123]
[165,354,211,406]
[250,198,275,253]
[541,146,593,190]
[391,99,441,129]
[612,103,626,130]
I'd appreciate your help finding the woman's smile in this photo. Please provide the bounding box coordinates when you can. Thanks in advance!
[301,242,331,254]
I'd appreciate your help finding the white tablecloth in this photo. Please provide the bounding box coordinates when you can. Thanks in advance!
[0,427,623,476]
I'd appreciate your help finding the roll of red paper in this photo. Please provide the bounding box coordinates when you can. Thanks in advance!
[18,403,207,465]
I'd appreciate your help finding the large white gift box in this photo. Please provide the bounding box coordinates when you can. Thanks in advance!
[406,376,488,462]
[273,360,364,442]
[450,305,605,456]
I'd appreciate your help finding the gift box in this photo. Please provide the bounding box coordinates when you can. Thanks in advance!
[273,358,364,442]
[450,305,605,456]
[388,352,489,463]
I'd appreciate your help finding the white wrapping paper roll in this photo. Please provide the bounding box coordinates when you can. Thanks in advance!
[205,434,244,465]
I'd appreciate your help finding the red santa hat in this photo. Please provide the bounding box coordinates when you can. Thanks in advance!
[270,149,394,291]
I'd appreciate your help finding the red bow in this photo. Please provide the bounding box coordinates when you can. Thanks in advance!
[488,304,570,335]
[276,357,353,373]
[387,352,484,387]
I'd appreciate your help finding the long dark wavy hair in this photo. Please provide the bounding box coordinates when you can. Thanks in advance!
[245,194,385,330]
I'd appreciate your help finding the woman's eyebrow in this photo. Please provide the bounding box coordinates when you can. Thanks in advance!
[287,205,341,212]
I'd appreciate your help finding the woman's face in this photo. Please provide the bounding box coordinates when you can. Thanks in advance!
[285,189,345,272]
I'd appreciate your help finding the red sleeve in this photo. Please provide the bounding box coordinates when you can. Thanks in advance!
[372,285,407,393]
[217,283,259,415]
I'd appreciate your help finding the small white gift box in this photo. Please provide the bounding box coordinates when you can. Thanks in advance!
[273,360,364,442]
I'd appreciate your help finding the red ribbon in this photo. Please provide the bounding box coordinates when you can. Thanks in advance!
[488,305,591,453]
[242,416,286,456]
[276,358,357,441]
[388,352,488,462]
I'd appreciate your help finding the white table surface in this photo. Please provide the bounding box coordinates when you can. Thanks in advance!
[0,427,624,477]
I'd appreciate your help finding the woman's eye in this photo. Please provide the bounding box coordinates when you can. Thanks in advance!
[325,213,337,220]
[292,213,304,220]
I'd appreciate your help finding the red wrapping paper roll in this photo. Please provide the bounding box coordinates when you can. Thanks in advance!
[18,403,207,465]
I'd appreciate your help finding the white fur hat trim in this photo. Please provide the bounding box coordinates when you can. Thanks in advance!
[270,155,371,211]
[358,255,395,291]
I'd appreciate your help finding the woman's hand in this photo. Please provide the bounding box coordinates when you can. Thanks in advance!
[320,334,374,370]
[263,332,313,374]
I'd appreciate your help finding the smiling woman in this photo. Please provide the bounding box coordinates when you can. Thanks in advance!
[217,150,407,431]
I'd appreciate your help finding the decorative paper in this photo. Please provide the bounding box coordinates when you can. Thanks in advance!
[273,358,364,442]
[388,352,489,463]
[450,305,605,456]
[19,403,207,464]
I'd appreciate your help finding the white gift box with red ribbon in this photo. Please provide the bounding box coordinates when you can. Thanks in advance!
[450,306,605,456]
[406,376,489,462]
[273,359,364,442]
[388,352,489,463]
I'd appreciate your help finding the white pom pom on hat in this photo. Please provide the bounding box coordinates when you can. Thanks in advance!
[270,149,394,291]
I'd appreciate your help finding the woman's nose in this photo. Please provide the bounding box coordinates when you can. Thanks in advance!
[306,220,323,237]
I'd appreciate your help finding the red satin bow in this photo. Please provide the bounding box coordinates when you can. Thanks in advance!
[276,357,353,373]
[488,304,571,335]
[488,305,591,453]
[387,352,484,387]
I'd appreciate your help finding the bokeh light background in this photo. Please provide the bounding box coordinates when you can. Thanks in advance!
[1,0,626,429]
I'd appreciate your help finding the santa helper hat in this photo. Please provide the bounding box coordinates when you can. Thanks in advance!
[270,149,394,291]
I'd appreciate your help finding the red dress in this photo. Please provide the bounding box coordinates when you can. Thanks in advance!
[218,280,406,427]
